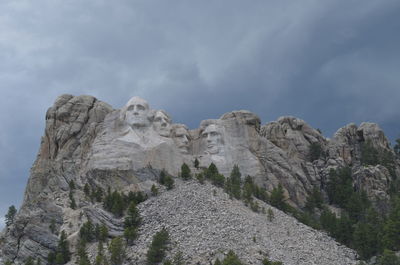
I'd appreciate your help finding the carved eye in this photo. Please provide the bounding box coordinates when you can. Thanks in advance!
[155,117,161,122]
[137,105,145,111]
[127,105,134,111]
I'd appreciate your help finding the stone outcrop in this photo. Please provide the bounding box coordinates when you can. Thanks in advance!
[1,94,398,264]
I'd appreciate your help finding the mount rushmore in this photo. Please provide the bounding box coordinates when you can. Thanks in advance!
[1,94,398,264]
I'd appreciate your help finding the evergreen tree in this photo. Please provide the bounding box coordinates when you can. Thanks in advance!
[361,139,379,166]
[305,187,323,212]
[262,257,283,265]
[49,218,57,234]
[227,165,242,199]
[69,180,75,190]
[104,191,125,217]
[206,163,219,179]
[24,257,35,265]
[77,239,91,265]
[69,191,77,210]
[383,197,400,251]
[124,202,141,245]
[196,173,205,184]
[84,183,91,197]
[335,213,353,245]
[221,250,243,265]
[98,224,109,242]
[95,241,109,265]
[267,208,274,222]
[79,219,95,242]
[320,207,337,236]
[159,170,166,185]
[270,184,287,211]
[394,138,400,157]
[194,158,200,169]
[146,228,170,265]
[151,184,159,196]
[48,230,71,265]
[181,163,192,180]
[327,167,353,207]
[5,205,17,227]
[309,142,323,161]
[164,175,174,190]
[124,202,141,228]
[173,252,184,265]
[377,249,400,265]
[47,252,56,265]
[109,237,125,265]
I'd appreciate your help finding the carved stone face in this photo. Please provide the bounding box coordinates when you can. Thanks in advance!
[124,97,150,128]
[174,127,190,154]
[154,110,172,137]
[202,124,223,154]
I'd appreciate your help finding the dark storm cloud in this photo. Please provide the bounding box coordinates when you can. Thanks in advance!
[1,0,400,227]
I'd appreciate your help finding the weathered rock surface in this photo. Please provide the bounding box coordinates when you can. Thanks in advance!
[1,94,398,264]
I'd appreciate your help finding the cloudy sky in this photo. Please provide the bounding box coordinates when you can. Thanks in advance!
[1,0,400,228]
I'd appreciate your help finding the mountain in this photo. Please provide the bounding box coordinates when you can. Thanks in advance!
[1,94,399,265]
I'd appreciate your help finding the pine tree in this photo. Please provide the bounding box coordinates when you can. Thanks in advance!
[327,167,353,207]
[146,228,170,265]
[56,230,71,264]
[377,249,400,265]
[5,205,17,227]
[267,208,274,222]
[228,165,242,199]
[49,218,57,234]
[221,250,243,265]
[320,207,337,236]
[361,139,379,166]
[77,239,91,265]
[98,224,109,242]
[24,257,35,265]
[383,197,400,251]
[164,175,174,190]
[124,202,141,245]
[151,184,159,196]
[194,158,200,169]
[84,183,91,197]
[79,219,95,242]
[109,237,125,265]
[69,191,77,210]
[181,163,192,180]
[69,180,75,190]
[270,184,287,211]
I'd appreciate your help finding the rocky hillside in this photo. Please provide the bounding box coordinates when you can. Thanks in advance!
[0,94,399,265]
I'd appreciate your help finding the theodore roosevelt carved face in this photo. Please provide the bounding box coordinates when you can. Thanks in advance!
[172,124,191,154]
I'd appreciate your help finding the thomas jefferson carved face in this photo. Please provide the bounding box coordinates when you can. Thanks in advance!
[202,124,223,154]
[173,125,190,154]
[153,110,172,137]
[123,97,150,128]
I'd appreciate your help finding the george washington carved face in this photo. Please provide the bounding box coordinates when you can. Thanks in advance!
[122,97,151,129]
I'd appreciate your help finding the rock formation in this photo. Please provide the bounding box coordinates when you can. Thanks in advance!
[0,94,398,265]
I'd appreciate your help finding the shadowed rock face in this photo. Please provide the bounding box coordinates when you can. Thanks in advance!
[0,95,398,264]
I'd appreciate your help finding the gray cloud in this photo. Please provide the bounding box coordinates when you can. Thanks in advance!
[1,0,400,225]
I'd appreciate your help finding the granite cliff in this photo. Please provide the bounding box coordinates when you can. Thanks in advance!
[1,94,398,265]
